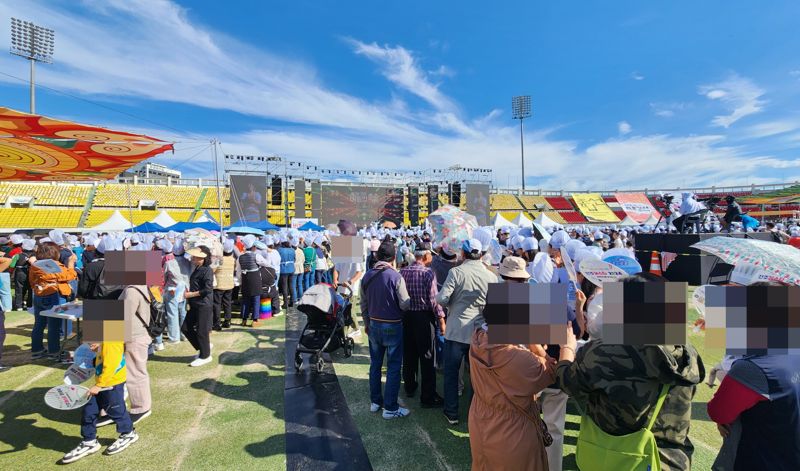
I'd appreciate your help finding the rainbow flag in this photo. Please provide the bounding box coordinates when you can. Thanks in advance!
[259,297,272,319]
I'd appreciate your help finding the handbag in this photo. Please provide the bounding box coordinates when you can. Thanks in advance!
[576,384,670,471]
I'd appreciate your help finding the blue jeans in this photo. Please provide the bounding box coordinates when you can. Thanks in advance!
[368,320,403,412]
[241,295,261,322]
[0,272,11,312]
[293,273,304,301]
[162,283,181,343]
[443,339,471,419]
[81,383,132,440]
[304,269,316,294]
[31,293,65,354]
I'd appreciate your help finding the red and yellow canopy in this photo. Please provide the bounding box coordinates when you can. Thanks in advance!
[0,107,173,181]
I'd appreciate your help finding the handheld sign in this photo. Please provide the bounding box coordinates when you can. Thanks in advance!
[580,259,628,287]
[73,344,96,370]
[560,246,578,283]
[64,364,94,385]
[602,248,642,275]
[44,385,91,410]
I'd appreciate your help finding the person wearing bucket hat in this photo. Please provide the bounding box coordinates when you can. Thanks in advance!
[498,256,531,282]
[183,246,214,367]
[12,238,36,311]
[436,237,498,425]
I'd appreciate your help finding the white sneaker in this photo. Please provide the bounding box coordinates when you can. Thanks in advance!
[382,407,410,419]
[154,343,165,352]
[62,439,101,463]
[105,431,139,455]
[189,356,212,367]
[369,402,381,413]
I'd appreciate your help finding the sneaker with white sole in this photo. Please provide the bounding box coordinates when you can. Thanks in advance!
[62,439,101,463]
[189,356,212,367]
[96,416,114,428]
[382,407,410,419]
[154,343,165,352]
[369,402,381,413]
[105,431,138,455]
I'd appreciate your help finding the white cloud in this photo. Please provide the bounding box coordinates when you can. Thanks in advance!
[630,72,645,81]
[698,73,766,128]
[790,70,800,78]
[345,39,456,113]
[617,121,632,135]
[649,102,690,118]
[743,120,799,139]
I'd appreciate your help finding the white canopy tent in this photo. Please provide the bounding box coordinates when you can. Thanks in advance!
[89,210,133,231]
[533,212,559,228]
[149,210,177,228]
[491,213,515,228]
[194,210,218,224]
[618,215,641,227]
[512,212,533,227]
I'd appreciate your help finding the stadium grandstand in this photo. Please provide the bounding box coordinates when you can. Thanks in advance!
[0,177,799,231]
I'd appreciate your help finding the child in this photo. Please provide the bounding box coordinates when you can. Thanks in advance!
[62,341,138,463]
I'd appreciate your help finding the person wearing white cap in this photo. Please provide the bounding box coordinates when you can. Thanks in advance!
[301,237,318,296]
[156,238,183,344]
[276,237,297,308]
[212,239,237,330]
[436,238,498,425]
[183,246,214,366]
[313,236,330,285]
[291,237,306,304]
[264,236,283,315]
[11,238,37,311]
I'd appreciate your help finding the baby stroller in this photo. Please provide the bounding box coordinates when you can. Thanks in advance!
[295,283,355,373]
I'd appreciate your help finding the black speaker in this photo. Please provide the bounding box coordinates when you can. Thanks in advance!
[450,182,461,206]
[408,186,419,227]
[271,177,282,205]
[428,185,439,213]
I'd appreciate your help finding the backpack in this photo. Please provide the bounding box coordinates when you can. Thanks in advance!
[93,264,124,300]
[576,384,669,471]
[132,286,167,339]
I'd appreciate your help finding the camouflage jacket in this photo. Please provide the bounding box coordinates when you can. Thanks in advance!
[554,341,705,471]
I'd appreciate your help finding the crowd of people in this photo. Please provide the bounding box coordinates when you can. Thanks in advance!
[0,201,798,469]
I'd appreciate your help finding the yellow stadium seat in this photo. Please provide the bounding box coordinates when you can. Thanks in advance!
[0,182,90,206]
[0,208,83,228]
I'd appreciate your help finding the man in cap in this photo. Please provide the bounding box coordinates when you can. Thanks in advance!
[399,241,445,408]
[436,239,498,425]
[360,239,412,419]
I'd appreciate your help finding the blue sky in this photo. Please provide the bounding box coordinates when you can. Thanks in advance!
[0,0,799,190]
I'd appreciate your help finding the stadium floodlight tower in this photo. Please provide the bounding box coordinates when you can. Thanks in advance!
[10,18,55,114]
[511,95,531,190]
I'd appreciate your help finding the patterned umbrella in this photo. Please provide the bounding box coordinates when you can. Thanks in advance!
[0,107,173,181]
[427,205,479,255]
[691,236,800,286]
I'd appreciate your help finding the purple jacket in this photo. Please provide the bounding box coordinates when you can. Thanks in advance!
[359,261,410,323]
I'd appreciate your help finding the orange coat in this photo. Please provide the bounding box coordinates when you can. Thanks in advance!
[468,328,556,471]
[28,261,77,297]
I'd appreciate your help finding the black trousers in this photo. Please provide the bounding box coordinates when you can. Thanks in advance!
[213,289,232,327]
[12,269,30,310]
[402,310,438,402]
[279,273,293,307]
[182,302,212,359]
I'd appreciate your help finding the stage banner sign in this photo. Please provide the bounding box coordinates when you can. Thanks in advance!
[614,192,659,223]
[466,184,490,226]
[230,175,266,225]
[321,185,404,226]
[571,193,619,222]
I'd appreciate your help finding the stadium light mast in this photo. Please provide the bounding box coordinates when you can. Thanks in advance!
[511,95,531,191]
[10,18,54,114]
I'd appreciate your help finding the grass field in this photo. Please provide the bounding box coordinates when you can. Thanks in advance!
[0,286,723,470]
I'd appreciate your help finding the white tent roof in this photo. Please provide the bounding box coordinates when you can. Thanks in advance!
[643,214,661,226]
[194,210,218,224]
[149,210,177,228]
[90,210,133,231]
[512,212,533,227]
[618,215,641,227]
[534,212,559,228]
[491,213,515,228]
